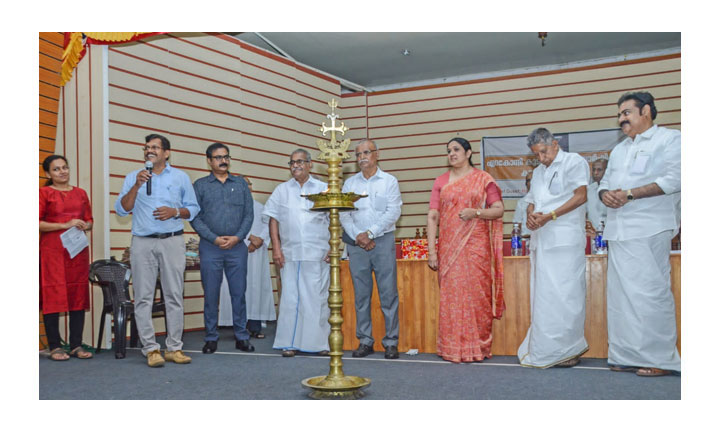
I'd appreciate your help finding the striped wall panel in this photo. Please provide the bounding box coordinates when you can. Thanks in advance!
[101,33,341,337]
[54,33,679,348]
[343,54,681,238]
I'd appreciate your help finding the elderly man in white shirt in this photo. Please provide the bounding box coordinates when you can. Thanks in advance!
[599,91,681,377]
[517,127,590,369]
[263,149,330,358]
[340,139,403,359]
[586,158,608,234]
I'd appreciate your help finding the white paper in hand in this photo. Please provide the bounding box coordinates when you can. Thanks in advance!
[60,226,89,259]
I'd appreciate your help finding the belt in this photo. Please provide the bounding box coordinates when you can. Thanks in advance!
[143,230,184,239]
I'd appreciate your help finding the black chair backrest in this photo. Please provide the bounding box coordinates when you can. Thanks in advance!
[89,259,132,306]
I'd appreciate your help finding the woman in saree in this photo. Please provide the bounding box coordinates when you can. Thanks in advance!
[426,137,505,363]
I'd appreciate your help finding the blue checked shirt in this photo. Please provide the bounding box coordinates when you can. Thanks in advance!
[190,173,254,243]
[114,163,200,236]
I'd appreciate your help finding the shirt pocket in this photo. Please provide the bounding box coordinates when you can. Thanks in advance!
[548,171,563,196]
[228,188,246,206]
[165,184,183,207]
[374,195,387,212]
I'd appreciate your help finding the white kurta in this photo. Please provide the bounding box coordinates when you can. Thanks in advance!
[518,149,590,368]
[218,200,275,325]
[263,177,331,352]
[600,125,681,371]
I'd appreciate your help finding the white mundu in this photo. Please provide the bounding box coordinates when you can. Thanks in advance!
[219,200,275,326]
[600,125,681,372]
[263,176,331,352]
[518,149,590,368]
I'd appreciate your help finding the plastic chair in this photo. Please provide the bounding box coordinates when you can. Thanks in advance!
[89,258,167,359]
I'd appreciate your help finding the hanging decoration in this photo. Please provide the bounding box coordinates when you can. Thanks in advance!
[61,32,164,86]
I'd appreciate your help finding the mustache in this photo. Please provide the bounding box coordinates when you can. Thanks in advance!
[219,163,228,168]
[620,120,630,127]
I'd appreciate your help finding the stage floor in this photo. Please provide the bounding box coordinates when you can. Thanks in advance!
[39,322,679,400]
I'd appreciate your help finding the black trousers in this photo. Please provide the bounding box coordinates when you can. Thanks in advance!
[44,310,85,350]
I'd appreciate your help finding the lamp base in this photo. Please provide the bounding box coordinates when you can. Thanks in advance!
[301,375,371,400]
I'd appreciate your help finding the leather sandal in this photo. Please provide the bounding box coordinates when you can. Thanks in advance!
[69,346,93,359]
[48,347,69,361]
[282,350,297,357]
[555,355,581,368]
[636,367,672,377]
[609,364,639,373]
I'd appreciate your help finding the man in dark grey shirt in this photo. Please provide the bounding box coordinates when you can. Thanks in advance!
[191,142,254,354]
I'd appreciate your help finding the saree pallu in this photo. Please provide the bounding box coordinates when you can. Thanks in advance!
[436,170,504,363]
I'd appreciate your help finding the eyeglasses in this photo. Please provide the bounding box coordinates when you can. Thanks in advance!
[355,150,377,158]
[144,145,164,152]
[288,159,309,166]
[211,155,231,161]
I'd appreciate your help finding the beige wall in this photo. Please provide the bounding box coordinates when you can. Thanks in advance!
[343,54,681,237]
[56,33,342,347]
[56,33,680,348]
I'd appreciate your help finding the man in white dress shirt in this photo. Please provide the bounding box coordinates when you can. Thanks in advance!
[262,149,330,357]
[586,158,608,234]
[517,127,590,368]
[340,139,403,359]
[512,171,533,238]
[599,91,681,377]
[218,177,275,338]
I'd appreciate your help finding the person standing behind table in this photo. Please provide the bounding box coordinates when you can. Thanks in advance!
[339,139,402,359]
[218,176,276,339]
[512,170,534,239]
[517,127,590,369]
[40,155,94,361]
[263,149,331,358]
[114,133,200,368]
[426,137,505,363]
[586,158,608,236]
[190,143,255,354]
[599,91,681,377]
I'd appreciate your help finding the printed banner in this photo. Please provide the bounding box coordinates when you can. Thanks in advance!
[482,129,624,197]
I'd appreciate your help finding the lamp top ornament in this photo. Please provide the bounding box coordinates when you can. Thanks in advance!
[317,98,351,161]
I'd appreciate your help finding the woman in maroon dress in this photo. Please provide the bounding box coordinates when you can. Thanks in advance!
[40,155,93,360]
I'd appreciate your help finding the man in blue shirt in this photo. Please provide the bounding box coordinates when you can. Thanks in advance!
[190,143,255,354]
[115,133,200,368]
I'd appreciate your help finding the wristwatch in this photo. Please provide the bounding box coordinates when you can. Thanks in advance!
[365,229,375,240]
[173,208,181,219]
[476,209,482,218]
[626,189,634,201]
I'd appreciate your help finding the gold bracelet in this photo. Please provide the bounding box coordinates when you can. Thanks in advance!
[550,210,557,220]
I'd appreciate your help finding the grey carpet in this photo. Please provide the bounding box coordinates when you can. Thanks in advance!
[39,322,680,400]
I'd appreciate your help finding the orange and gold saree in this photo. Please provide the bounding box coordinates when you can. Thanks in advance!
[436,169,505,363]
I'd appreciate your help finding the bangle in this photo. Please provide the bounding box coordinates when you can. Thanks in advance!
[550,210,557,220]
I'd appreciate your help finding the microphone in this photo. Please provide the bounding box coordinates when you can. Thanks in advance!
[145,161,153,195]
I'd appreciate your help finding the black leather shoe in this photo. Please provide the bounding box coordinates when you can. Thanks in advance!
[235,339,255,352]
[352,344,374,358]
[202,340,217,354]
[384,345,399,359]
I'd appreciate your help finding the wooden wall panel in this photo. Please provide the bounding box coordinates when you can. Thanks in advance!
[346,54,680,239]
[39,32,64,348]
[340,255,681,358]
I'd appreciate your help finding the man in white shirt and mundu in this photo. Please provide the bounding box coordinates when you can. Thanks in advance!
[599,91,681,377]
[517,127,590,368]
[262,149,330,357]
